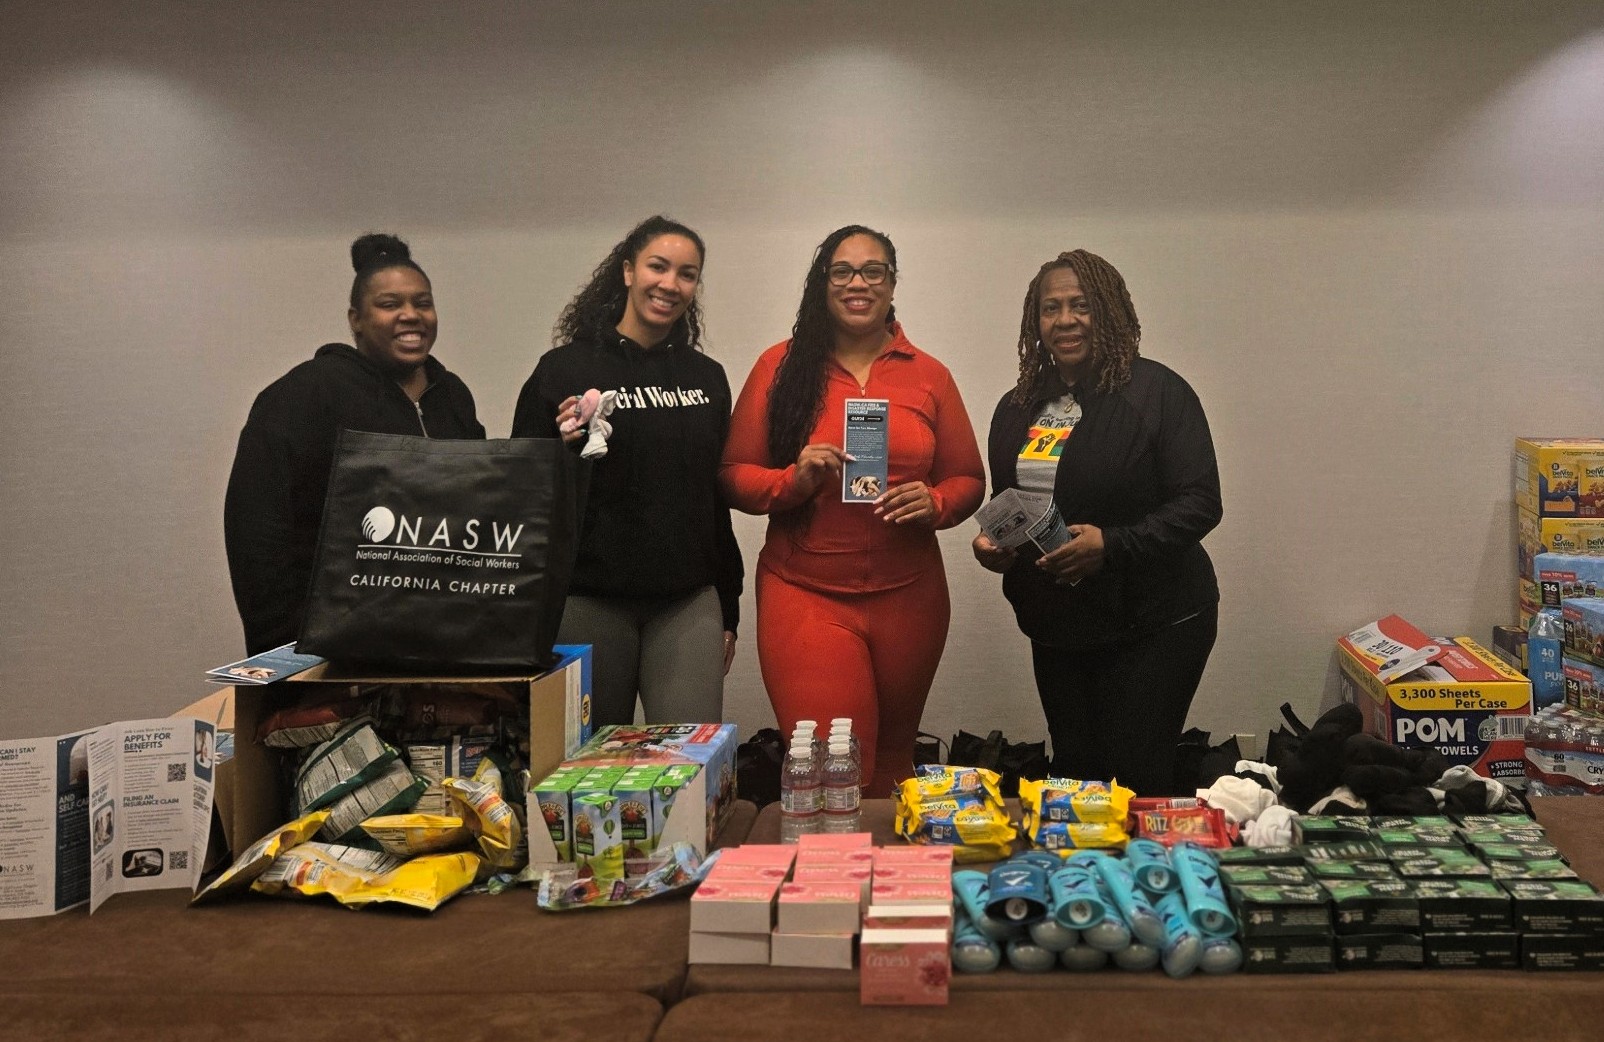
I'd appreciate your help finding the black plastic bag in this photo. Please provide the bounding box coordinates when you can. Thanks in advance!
[735,728,786,807]
[298,432,579,672]
[946,728,1050,798]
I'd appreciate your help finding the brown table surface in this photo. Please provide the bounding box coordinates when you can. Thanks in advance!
[684,794,1604,997]
[0,993,663,1042]
[0,799,757,1007]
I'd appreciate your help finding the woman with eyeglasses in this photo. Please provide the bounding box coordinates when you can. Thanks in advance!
[973,250,1221,796]
[721,225,985,794]
[512,216,743,729]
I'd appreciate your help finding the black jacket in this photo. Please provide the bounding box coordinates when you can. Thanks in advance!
[987,357,1221,649]
[511,335,744,633]
[224,344,485,654]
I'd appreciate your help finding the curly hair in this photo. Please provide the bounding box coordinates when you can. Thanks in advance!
[349,232,427,309]
[1011,249,1140,405]
[553,216,707,350]
[766,224,898,467]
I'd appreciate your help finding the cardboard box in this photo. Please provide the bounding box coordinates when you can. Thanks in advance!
[873,846,954,867]
[796,832,872,851]
[688,930,770,965]
[1513,438,1604,517]
[690,878,779,933]
[1535,552,1604,608]
[704,862,792,885]
[770,930,854,969]
[1338,617,1531,781]
[1520,934,1604,971]
[1561,597,1604,664]
[1334,933,1423,970]
[1502,879,1604,934]
[569,724,738,849]
[870,880,952,906]
[717,844,797,869]
[1423,931,1520,969]
[1239,934,1335,974]
[1562,655,1604,716]
[863,904,953,932]
[1516,509,1604,582]
[777,881,863,934]
[860,928,950,1005]
[218,650,589,859]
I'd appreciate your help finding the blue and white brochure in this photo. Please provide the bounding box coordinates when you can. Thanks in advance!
[206,643,325,686]
[842,398,889,503]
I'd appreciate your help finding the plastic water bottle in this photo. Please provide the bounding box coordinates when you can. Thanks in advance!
[1528,608,1565,710]
[821,736,861,833]
[794,719,823,763]
[828,718,861,772]
[779,739,822,842]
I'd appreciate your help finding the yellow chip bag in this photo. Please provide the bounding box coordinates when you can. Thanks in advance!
[442,773,523,870]
[359,813,474,857]
[342,852,483,912]
[192,810,330,905]
[250,842,404,901]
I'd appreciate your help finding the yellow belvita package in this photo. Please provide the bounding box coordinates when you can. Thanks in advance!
[1018,777,1134,826]
[359,813,474,857]
[191,810,331,905]
[893,776,1017,862]
[905,764,1004,803]
[342,851,483,912]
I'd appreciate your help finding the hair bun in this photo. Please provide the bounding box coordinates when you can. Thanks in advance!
[350,232,411,272]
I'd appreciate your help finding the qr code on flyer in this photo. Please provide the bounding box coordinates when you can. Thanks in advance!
[167,762,186,783]
[168,850,188,871]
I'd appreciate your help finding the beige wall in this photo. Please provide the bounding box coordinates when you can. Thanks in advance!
[3,1,1602,749]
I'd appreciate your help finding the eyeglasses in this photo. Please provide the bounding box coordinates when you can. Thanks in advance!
[825,262,894,286]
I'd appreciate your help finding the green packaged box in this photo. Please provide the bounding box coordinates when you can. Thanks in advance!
[1393,848,1493,880]
[1502,879,1604,934]
[1240,933,1335,974]
[1296,817,1374,844]
[1414,879,1513,932]
[1520,933,1604,971]
[1423,931,1521,970]
[1307,860,1400,882]
[529,770,583,862]
[1335,933,1423,970]
[1231,884,1332,937]
[1490,859,1579,882]
[1216,844,1303,866]
[1322,879,1419,934]
[1220,864,1315,887]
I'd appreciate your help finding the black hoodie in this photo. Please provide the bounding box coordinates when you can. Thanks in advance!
[511,334,743,633]
[224,343,485,653]
[987,356,1221,650]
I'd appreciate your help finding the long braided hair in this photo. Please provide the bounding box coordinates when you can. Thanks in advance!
[553,215,707,350]
[1011,249,1140,405]
[766,224,898,467]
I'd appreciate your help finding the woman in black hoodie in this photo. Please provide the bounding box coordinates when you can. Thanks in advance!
[973,249,1222,795]
[511,216,743,728]
[224,233,485,654]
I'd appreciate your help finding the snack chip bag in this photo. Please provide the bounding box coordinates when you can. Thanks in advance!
[294,721,401,814]
[444,770,523,870]
[342,852,483,912]
[191,810,330,905]
[250,842,404,901]
[359,813,474,857]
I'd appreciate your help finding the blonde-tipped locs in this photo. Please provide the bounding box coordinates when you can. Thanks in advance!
[1012,249,1141,405]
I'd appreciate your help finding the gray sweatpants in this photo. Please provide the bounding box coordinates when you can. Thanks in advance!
[557,586,725,727]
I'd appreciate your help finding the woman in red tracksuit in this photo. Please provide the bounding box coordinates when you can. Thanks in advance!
[720,225,985,794]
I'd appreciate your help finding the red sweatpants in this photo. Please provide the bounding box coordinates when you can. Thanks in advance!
[755,562,952,796]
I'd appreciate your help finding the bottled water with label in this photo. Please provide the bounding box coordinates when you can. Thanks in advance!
[821,736,861,833]
[828,717,862,773]
[779,739,822,842]
[1528,608,1565,709]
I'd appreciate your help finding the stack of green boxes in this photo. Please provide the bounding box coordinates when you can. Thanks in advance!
[530,761,702,874]
[1220,813,1604,972]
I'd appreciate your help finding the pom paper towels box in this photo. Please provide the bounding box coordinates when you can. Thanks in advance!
[1337,615,1531,782]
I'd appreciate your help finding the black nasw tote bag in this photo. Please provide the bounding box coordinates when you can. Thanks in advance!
[297,432,579,672]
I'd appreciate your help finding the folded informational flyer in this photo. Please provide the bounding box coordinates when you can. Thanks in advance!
[0,717,215,918]
[842,398,889,503]
[975,488,1070,557]
[206,642,325,685]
